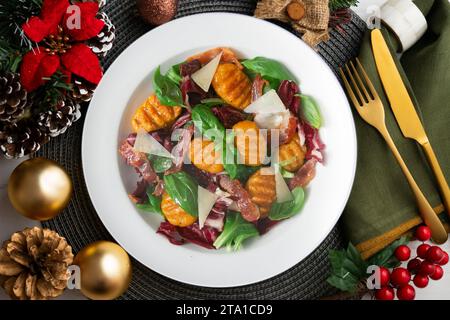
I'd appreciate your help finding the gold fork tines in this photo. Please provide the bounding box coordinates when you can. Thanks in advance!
[340,59,448,244]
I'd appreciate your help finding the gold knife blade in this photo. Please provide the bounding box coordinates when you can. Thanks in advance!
[371,28,450,215]
[371,29,428,145]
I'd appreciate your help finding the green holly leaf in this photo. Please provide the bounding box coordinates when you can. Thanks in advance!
[327,243,368,293]
[369,236,410,268]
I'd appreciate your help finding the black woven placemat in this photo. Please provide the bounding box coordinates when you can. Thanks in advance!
[35,0,367,299]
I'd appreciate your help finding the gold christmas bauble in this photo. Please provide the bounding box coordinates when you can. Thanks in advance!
[74,241,132,300]
[7,158,72,221]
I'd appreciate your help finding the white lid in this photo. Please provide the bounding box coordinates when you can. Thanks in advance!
[380,0,428,52]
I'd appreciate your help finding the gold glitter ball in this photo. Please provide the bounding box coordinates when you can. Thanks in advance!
[136,0,178,26]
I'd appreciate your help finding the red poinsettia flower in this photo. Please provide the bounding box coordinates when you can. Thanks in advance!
[20,0,105,91]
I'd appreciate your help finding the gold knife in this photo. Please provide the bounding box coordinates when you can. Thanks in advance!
[371,29,450,216]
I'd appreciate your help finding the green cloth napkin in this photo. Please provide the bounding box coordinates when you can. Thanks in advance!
[342,0,450,258]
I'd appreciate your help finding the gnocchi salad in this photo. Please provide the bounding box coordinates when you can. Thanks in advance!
[119,48,325,251]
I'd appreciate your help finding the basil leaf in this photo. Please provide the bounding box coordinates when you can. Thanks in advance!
[163,172,198,217]
[166,63,182,84]
[213,211,259,251]
[136,185,162,215]
[268,187,305,220]
[153,66,183,106]
[191,104,225,140]
[300,95,322,129]
[242,57,296,83]
[149,155,173,173]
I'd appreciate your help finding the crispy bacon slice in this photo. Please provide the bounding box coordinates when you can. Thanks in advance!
[279,114,298,145]
[186,47,243,69]
[251,74,268,102]
[289,158,317,190]
[218,175,260,222]
[165,125,194,174]
[119,140,157,184]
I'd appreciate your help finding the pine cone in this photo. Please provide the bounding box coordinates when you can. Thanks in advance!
[0,121,48,159]
[0,72,29,123]
[0,227,74,300]
[38,99,81,138]
[89,12,116,57]
[69,76,96,103]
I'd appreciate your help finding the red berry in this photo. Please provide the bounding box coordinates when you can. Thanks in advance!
[394,245,411,261]
[379,267,390,286]
[397,285,416,300]
[413,274,429,288]
[390,267,411,287]
[417,243,431,259]
[415,225,431,241]
[375,287,395,300]
[430,265,444,280]
[426,246,444,263]
[419,261,436,276]
[407,258,422,274]
[438,252,449,266]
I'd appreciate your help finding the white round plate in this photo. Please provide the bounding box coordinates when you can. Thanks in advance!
[82,13,357,288]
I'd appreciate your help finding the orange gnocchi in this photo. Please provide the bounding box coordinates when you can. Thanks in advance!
[189,138,224,173]
[279,135,305,172]
[161,192,197,227]
[212,63,252,110]
[233,120,267,166]
[245,169,276,218]
[131,94,182,132]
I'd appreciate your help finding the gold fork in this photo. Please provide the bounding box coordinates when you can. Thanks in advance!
[340,59,448,244]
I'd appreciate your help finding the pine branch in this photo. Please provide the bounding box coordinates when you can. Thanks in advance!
[329,0,359,11]
[32,72,74,112]
[0,0,42,50]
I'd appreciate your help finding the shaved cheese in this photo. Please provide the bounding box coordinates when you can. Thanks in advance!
[228,201,240,212]
[198,185,219,228]
[254,110,291,129]
[275,170,293,203]
[134,129,173,158]
[244,90,286,114]
[191,52,223,92]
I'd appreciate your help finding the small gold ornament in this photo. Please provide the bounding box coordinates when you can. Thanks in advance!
[74,241,132,300]
[7,158,72,221]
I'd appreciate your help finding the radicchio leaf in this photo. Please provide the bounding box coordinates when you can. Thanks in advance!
[180,60,201,77]
[128,179,148,204]
[302,121,325,163]
[183,164,218,192]
[157,222,219,249]
[256,218,279,235]
[180,76,208,107]
[211,106,248,129]
[278,80,301,115]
